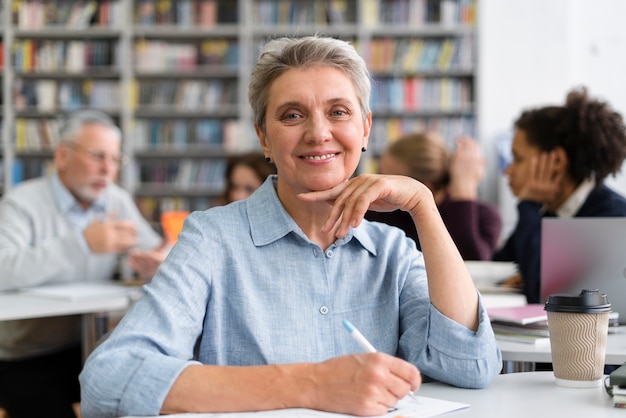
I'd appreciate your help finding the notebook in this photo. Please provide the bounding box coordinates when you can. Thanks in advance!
[487,304,548,325]
[540,218,626,322]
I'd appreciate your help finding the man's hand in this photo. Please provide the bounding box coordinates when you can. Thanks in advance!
[128,249,168,280]
[83,217,138,253]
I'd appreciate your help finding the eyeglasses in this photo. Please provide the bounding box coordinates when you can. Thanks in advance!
[66,142,128,166]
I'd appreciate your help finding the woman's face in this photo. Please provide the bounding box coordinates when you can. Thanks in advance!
[504,129,541,197]
[258,66,371,195]
[228,164,263,202]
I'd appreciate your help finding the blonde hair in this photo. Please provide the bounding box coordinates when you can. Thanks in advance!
[386,132,450,192]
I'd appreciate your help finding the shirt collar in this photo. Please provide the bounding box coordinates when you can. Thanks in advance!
[245,175,377,255]
[51,172,107,214]
[555,178,595,218]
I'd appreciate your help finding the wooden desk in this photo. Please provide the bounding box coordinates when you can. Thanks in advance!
[418,371,620,417]
[0,285,134,360]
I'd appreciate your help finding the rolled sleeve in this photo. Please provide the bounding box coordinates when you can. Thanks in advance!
[406,293,502,389]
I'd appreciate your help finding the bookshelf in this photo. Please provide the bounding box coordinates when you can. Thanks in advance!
[0,0,478,223]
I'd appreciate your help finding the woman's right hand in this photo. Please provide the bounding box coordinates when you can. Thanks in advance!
[309,353,421,416]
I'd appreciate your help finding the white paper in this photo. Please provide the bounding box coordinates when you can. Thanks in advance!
[122,395,469,418]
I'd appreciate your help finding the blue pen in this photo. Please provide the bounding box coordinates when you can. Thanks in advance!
[343,319,419,402]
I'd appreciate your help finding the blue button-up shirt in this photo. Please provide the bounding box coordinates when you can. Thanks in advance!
[80,175,501,418]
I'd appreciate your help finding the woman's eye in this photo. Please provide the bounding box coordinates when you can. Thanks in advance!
[283,113,301,121]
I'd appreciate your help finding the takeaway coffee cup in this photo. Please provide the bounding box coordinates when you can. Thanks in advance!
[544,289,611,388]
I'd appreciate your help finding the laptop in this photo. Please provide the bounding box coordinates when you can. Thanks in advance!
[540,218,626,322]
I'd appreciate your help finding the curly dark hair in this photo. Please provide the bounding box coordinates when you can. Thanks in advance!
[514,87,626,184]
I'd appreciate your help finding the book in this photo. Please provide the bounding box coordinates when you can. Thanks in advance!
[494,332,550,346]
[487,304,548,325]
[491,321,549,338]
[610,363,626,386]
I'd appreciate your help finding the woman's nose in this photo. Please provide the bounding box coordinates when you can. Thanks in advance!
[304,113,332,143]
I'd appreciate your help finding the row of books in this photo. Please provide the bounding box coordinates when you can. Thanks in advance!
[367,115,475,154]
[134,196,221,223]
[13,40,119,72]
[371,77,473,113]
[135,0,237,26]
[14,79,119,112]
[365,37,473,73]
[134,79,237,112]
[13,0,123,29]
[135,159,227,190]
[15,118,61,151]
[252,0,356,25]
[363,0,476,26]
[134,39,239,72]
[10,158,55,185]
[132,119,233,150]
[13,116,239,153]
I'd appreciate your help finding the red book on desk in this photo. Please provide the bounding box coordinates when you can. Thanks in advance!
[487,304,548,325]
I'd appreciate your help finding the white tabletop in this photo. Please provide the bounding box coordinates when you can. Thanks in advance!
[498,328,626,365]
[0,289,131,321]
[418,371,619,417]
[0,283,136,360]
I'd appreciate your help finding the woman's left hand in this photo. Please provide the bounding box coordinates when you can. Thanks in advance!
[298,174,433,238]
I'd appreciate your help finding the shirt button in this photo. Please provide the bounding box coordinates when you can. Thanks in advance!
[319,306,329,315]
[313,248,318,257]
[325,250,334,258]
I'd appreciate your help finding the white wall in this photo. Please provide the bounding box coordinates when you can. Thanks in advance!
[478,0,626,240]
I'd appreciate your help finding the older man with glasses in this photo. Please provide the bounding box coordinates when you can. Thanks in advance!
[0,109,167,418]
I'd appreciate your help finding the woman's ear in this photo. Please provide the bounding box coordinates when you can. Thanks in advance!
[255,124,271,155]
[552,146,569,172]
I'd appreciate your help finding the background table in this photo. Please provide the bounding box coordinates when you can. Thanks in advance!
[498,328,626,372]
[0,285,135,360]
[418,371,620,417]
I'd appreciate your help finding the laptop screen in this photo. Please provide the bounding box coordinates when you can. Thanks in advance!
[540,218,626,320]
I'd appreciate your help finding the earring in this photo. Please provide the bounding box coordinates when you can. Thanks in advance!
[361,147,367,153]
[265,157,271,163]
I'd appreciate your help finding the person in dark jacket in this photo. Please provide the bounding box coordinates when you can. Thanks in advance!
[494,86,626,303]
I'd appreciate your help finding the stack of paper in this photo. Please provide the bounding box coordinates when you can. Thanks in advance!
[487,304,550,345]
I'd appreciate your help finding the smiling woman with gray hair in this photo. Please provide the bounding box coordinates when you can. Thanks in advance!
[80,36,501,418]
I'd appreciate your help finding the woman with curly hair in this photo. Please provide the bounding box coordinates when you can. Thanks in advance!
[494,87,626,303]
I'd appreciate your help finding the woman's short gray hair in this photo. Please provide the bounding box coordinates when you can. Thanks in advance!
[59,109,122,144]
[249,35,371,134]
